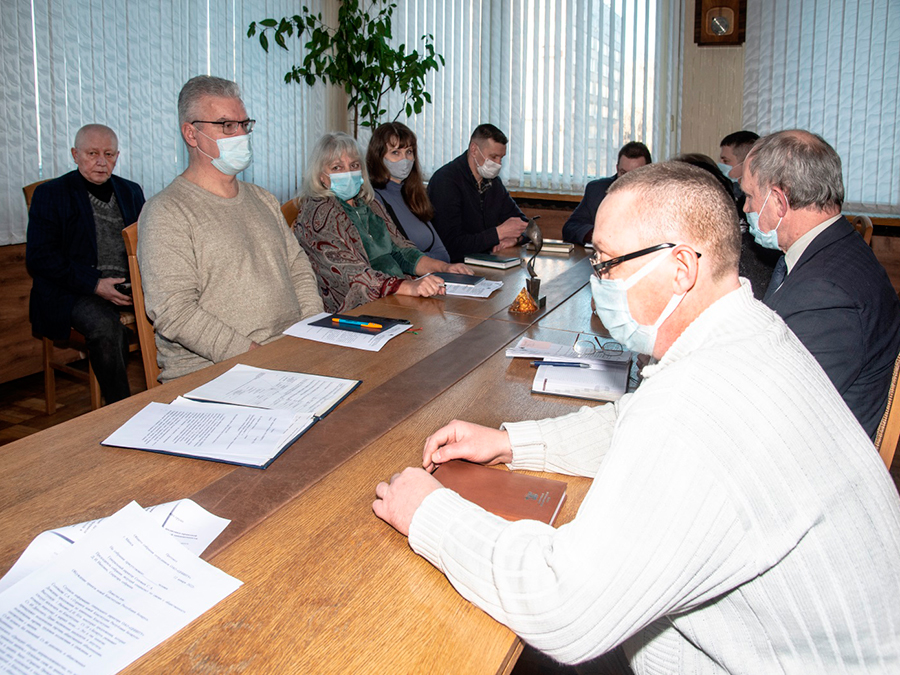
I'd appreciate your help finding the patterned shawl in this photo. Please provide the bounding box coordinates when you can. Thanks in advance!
[293,196,419,312]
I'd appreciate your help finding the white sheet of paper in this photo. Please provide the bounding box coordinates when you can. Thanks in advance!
[506,336,633,364]
[284,312,409,352]
[532,363,628,402]
[171,397,315,458]
[103,401,310,467]
[0,500,230,595]
[182,364,357,417]
[444,279,503,298]
[0,501,241,675]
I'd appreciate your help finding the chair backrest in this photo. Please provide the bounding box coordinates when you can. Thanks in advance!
[281,198,300,227]
[875,350,900,470]
[850,215,874,247]
[23,179,50,209]
[122,223,161,389]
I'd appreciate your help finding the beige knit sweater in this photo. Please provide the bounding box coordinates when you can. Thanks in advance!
[138,176,323,382]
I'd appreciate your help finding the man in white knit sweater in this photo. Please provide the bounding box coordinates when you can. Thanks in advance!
[138,76,323,382]
[374,163,900,673]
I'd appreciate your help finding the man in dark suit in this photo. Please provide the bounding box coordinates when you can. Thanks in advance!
[26,124,145,404]
[427,124,527,262]
[562,141,652,244]
[742,129,900,439]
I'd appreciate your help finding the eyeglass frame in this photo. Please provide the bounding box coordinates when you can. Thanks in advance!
[590,242,701,278]
[191,119,256,135]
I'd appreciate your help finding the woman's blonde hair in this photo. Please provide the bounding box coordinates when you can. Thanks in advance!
[299,132,375,204]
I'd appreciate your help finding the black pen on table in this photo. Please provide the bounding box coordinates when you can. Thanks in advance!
[530,361,590,368]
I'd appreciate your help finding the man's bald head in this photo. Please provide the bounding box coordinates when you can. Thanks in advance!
[73,124,117,150]
[606,161,741,281]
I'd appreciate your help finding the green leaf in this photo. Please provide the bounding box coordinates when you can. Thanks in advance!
[247,22,256,37]
[259,33,269,52]
[260,18,277,28]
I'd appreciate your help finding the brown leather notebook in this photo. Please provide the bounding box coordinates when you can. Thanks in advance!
[433,460,567,525]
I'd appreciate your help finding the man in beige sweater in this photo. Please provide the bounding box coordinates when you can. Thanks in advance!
[138,76,323,382]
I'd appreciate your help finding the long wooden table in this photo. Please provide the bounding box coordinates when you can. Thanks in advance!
[0,248,607,674]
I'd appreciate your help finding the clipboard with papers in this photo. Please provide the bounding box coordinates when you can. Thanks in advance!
[102,365,360,468]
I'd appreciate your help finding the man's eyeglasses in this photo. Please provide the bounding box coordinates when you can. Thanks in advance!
[590,243,701,278]
[192,119,255,135]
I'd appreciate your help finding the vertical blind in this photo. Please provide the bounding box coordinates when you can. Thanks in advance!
[379,0,683,194]
[743,0,900,215]
[0,0,324,246]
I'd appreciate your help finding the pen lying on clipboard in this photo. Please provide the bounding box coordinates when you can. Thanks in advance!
[332,317,383,329]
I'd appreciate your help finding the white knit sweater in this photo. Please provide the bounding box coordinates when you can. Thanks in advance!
[409,282,900,673]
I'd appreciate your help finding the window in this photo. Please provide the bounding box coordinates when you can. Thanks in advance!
[744,0,899,215]
[0,0,323,245]
[379,0,683,193]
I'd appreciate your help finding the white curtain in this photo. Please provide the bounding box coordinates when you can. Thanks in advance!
[380,0,682,193]
[743,0,900,216]
[0,0,324,246]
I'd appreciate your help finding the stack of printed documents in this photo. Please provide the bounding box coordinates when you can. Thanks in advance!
[103,364,360,468]
[0,500,240,675]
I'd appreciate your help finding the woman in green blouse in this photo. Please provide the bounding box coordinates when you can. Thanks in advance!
[293,132,471,312]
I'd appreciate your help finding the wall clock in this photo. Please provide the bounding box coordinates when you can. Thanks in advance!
[694,0,746,46]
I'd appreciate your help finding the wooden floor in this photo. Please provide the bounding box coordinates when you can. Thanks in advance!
[0,353,148,446]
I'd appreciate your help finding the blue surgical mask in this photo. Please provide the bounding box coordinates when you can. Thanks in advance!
[746,189,782,250]
[384,157,414,182]
[329,170,363,201]
[589,249,685,356]
[196,129,252,176]
[717,162,736,181]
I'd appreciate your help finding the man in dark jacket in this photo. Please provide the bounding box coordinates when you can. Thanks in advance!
[562,141,652,244]
[743,129,900,439]
[427,124,526,262]
[26,124,145,404]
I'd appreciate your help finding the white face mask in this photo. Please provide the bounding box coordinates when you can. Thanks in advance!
[195,128,253,176]
[474,144,502,180]
[589,249,685,356]
[746,189,782,250]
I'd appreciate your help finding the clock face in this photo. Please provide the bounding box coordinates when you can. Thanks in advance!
[695,0,744,46]
[706,7,736,37]
[710,15,731,36]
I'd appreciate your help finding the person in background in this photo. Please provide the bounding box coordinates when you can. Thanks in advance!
[673,152,776,298]
[26,124,145,404]
[366,122,450,263]
[427,124,527,261]
[294,132,472,313]
[718,130,759,187]
[562,141,652,244]
[139,75,323,383]
[743,129,900,439]
[373,162,900,673]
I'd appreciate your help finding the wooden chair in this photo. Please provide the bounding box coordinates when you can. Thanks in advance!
[122,223,160,389]
[281,197,300,227]
[41,332,101,414]
[875,351,900,470]
[23,179,50,209]
[850,215,874,247]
